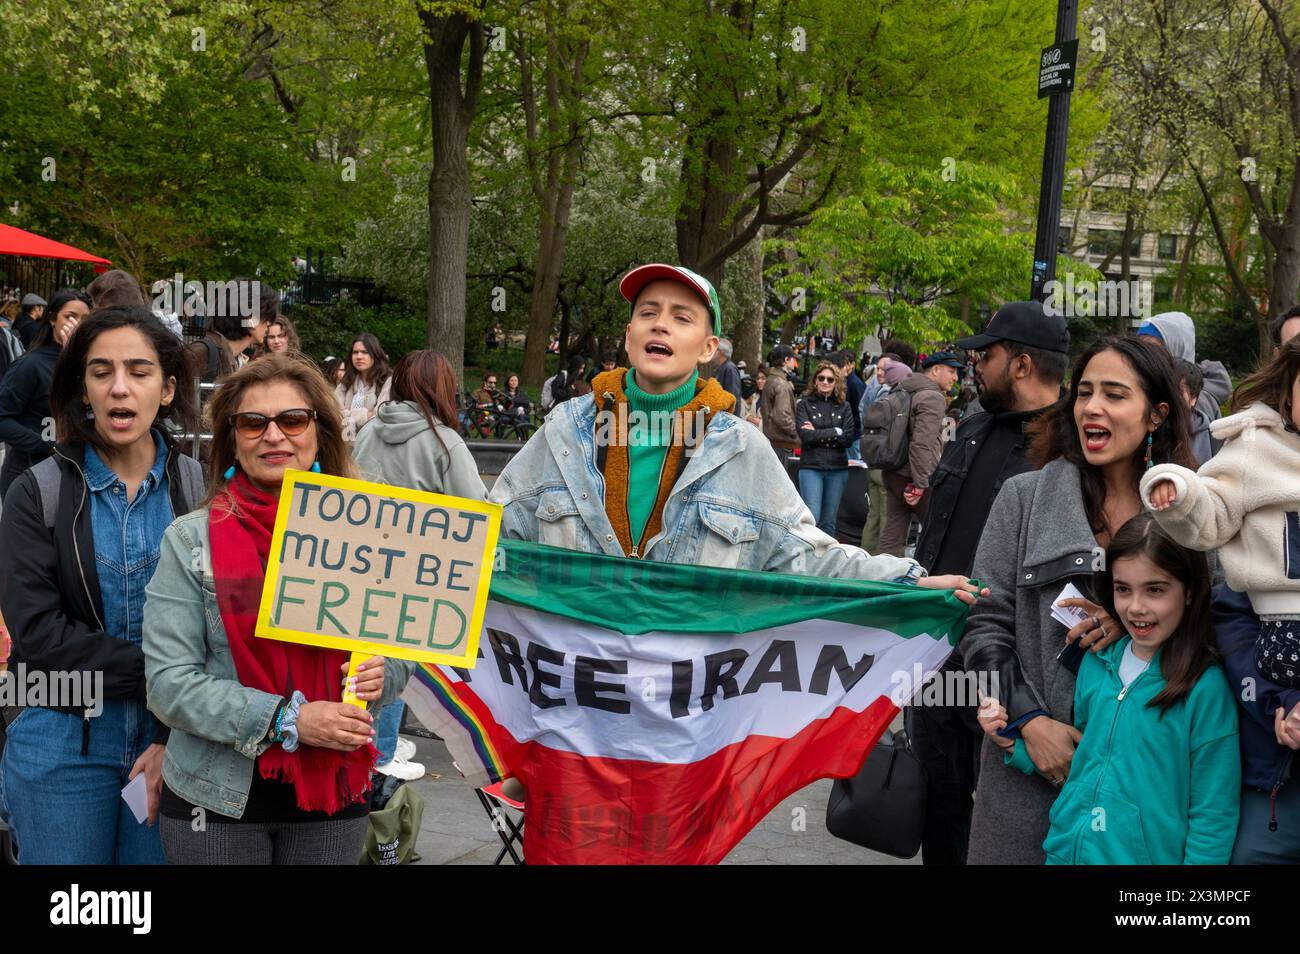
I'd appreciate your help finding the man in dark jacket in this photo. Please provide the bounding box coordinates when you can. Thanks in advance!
[836,350,867,463]
[877,353,958,557]
[905,300,1069,865]
[0,337,60,499]
[1213,585,1300,863]
[712,338,744,408]
[13,293,46,350]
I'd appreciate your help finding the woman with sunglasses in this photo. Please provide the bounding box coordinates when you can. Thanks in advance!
[795,361,855,538]
[0,306,201,863]
[143,355,413,864]
[335,332,391,442]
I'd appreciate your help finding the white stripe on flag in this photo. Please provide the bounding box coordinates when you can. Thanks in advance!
[453,601,952,764]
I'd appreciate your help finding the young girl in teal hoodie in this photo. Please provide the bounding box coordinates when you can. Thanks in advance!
[979,512,1240,864]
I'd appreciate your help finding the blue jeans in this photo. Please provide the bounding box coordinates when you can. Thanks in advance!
[0,701,165,864]
[374,700,405,765]
[798,467,850,538]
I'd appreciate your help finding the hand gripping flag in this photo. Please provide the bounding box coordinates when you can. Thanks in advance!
[402,540,968,864]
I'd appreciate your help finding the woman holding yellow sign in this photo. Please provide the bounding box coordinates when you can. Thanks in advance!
[143,355,413,864]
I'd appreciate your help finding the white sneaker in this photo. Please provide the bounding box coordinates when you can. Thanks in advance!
[376,757,426,781]
[395,737,416,762]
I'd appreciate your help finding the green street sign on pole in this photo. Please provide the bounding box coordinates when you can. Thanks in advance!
[1038,38,1079,99]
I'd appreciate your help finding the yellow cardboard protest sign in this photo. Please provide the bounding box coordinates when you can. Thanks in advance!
[255,470,501,678]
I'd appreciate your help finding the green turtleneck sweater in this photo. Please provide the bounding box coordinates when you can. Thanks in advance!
[625,370,698,547]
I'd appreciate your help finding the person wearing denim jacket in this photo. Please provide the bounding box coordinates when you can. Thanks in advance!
[490,264,986,589]
[144,510,409,816]
[144,355,414,864]
[0,307,201,864]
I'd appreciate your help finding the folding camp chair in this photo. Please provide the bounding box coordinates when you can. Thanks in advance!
[476,781,525,865]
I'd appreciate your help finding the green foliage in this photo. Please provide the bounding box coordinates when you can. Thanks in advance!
[0,0,423,286]
[768,161,1031,344]
[289,300,428,365]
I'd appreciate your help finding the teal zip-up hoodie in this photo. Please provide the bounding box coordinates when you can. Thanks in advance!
[1005,636,1240,864]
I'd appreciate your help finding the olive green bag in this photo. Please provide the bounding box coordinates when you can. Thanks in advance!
[359,782,425,865]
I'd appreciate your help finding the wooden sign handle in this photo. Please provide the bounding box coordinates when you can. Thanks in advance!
[341,650,369,709]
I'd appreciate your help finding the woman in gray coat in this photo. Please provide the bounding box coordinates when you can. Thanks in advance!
[351,349,487,779]
[962,336,1197,864]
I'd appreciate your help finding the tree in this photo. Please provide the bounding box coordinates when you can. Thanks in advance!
[417,1,487,385]
[1104,0,1300,351]
[768,161,1041,345]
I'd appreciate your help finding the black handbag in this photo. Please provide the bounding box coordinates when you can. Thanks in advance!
[825,728,927,858]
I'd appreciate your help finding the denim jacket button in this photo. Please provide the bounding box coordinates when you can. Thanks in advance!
[581,493,588,500]
[548,505,556,513]
[606,534,614,542]
[562,449,570,456]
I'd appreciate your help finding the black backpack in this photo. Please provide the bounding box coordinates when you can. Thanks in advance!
[859,386,913,471]
[29,452,205,530]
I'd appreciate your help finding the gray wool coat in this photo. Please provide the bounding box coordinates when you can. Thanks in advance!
[962,457,1101,865]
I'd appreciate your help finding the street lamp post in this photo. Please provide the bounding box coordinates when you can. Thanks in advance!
[1030,0,1080,303]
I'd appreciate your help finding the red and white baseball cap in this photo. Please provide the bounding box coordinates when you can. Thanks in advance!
[619,264,723,335]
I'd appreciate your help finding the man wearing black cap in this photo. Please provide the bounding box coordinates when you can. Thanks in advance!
[906,299,1068,866]
[13,293,46,350]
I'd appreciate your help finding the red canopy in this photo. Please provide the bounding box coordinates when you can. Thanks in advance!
[0,223,111,270]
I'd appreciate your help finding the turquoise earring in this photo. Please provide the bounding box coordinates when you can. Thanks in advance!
[311,460,322,473]
[224,465,236,480]
[1144,433,1153,470]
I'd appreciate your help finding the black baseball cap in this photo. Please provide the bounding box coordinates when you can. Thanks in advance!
[955,300,1070,354]
[921,351,964,370]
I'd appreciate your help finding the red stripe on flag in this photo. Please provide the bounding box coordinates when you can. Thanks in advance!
[455,685,898,865]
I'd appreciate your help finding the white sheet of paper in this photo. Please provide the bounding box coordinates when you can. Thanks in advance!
[121,773,149,825]
[1051,582,1092,630]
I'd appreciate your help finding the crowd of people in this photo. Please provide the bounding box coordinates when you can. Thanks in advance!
[1,257,1300,868]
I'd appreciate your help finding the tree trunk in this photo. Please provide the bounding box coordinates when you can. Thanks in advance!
[1265,219,1300,356]
[1173,198,1204,304]
[733,228,765,370]
[676,129,740,289]
[521,161,580,387]
[519,31,588,389]
[1117,207,1134,336]
[419,6,485,390]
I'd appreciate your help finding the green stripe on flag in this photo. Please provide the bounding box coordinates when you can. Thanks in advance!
[488,540,967,642]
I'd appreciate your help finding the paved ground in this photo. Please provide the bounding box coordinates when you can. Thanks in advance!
[402,725,917,866]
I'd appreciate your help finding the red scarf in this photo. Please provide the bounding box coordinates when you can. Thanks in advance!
[210,471,374,813]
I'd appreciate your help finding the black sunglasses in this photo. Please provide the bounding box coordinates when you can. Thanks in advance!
[815,375,836,382]
[230,408,316,437]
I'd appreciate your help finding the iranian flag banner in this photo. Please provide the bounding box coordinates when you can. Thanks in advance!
[402,540,968,865]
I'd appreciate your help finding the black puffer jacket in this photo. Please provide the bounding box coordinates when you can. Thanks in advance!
[796,394,854,470]
[0,435,203,751]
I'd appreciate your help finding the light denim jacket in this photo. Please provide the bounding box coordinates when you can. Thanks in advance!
[142,508,413,819]
[489,391,923,580]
